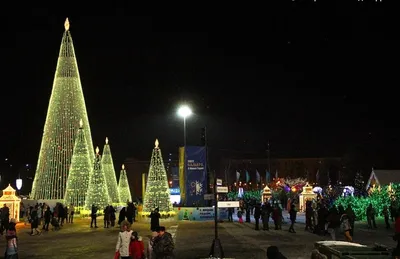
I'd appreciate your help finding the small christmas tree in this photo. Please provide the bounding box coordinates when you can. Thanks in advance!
[101,137,120,204]
[85,147,110,209]
[142,139,173,215]
[64,119,92,210]
[118,164,132,203]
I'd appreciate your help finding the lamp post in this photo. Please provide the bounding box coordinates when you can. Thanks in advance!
[16,178,22,196]
[177,105,192,147]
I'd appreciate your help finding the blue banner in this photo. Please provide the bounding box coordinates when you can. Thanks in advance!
[185,146,207,206]
[171,166,179,188]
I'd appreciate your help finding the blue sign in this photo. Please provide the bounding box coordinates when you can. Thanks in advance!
[170,188,180,195]
[185,146,207,206]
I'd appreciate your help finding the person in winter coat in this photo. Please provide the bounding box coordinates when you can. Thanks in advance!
[237,210,243,223]
[129,231,145,259]
[147,231,158,259]
[30,205,41,236]
[261,202,272,231]
[272,204,282,230]
[153,226,174,259]
[326,207,340,241]
[42,207,51,231]
[383,205,390,229]
[305,201,314,231]
[288,204,297,233]
[340,213,352,242]
[110,205,116,227]
[5,218,18,259]
[254,203,261,230]
[345,205,355,237]
[150,208,161,231]
[119,207,126,226]
[116,220,133,259]
[366,203,377,229]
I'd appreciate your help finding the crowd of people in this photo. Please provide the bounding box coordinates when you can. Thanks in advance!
[7,202,175,259]
[115,207,175,259]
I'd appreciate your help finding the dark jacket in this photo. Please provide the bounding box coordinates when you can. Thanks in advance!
[153,232,174,259]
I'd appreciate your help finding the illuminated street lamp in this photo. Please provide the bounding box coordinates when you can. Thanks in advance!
[177,105,192,147]
[16,178,22,191]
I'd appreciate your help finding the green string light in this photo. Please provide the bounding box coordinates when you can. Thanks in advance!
[31,18,94,200]
[101,138,120,204]
[142,139,173,215]
[64,120,92,210]
[118,164,132,204]
[85,147,110,209]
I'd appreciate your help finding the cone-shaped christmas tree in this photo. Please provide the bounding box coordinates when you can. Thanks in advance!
[85,147,109,209]
[143,139,173,214]
[118,164,132,204]
[101,137,120,204]
[31,18,95,200]
[64,119,92,209]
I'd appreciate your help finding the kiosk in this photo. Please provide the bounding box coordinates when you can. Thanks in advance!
[299,183,316,212]
[0,184,21,222]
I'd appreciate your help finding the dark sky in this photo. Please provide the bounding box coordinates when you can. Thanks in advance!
[1,2,398,174]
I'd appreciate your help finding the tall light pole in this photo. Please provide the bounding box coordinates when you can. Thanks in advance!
[177,105,192,147]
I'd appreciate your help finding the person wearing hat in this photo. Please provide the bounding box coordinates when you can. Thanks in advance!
[150,208,160,232]
[129,231,145,259]
[153,226,174,259]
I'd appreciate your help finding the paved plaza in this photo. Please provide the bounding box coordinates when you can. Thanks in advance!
[2,216,398,259]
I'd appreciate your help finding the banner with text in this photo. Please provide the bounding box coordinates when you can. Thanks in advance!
[185,146,207,206]
[174,207,228,221]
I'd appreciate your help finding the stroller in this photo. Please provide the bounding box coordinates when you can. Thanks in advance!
[51,217,60,231]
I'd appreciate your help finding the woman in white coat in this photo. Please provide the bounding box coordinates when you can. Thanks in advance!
[116,220,133,259]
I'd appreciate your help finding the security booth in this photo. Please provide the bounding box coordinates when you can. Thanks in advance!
[0,184,22,222]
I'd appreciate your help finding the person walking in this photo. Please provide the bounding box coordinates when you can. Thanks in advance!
[69,204,75,223]
[90,204,98,228]
[254,203,261,230]
[288,204,297,233]
[153,226,175,259]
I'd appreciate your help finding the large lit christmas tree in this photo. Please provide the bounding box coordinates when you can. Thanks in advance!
[101,137,119,204]
[85,147,110,209]
[118,164,132,204]
[31,18,95,200]
[64,119,92,210]
[142,139,173,215]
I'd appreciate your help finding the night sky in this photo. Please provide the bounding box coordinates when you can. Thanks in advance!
[1,2,398,177]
